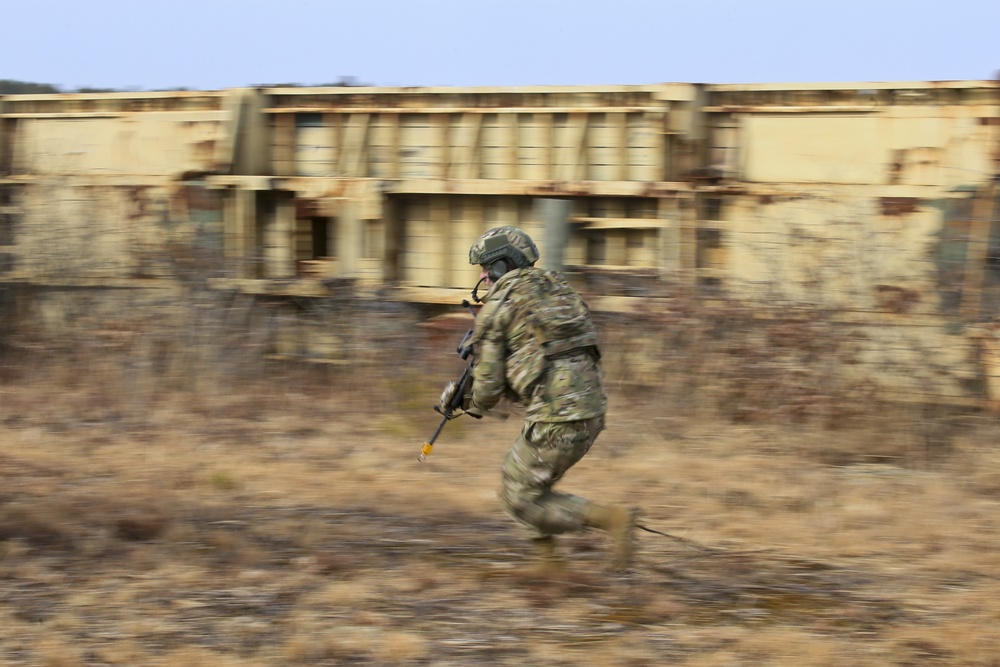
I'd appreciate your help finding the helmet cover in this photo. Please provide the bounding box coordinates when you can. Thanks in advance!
[468,226,539,268]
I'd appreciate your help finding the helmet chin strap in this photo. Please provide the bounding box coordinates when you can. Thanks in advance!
[471,275,489,303]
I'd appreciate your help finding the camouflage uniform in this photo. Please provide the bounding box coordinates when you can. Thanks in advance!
[467,266,607,539]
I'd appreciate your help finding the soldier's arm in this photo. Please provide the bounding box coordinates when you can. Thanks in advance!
[468,302,507,414]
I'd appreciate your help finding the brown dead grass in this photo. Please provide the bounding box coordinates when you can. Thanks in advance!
[1,357,999,666]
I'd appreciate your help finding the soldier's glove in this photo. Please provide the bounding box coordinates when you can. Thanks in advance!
[458,382,483,419]
[438,381,464,418]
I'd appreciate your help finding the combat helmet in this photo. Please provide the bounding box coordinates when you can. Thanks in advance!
[468,226,540,281]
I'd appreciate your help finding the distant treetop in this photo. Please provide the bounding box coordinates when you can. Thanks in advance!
[0,80,61,94]
[1,76,369,95]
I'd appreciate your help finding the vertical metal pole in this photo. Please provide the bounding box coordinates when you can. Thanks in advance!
[537,198,571,272]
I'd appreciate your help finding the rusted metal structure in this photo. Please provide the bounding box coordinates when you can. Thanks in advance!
[1,80,998,406]
[201,84,702,307]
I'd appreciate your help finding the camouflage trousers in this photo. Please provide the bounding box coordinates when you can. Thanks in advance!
[498,414,605,539]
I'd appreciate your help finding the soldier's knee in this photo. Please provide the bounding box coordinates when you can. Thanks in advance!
[499,485,524,515]
[499,484,538,524]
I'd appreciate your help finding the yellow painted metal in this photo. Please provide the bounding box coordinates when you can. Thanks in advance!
[2,79,999,405]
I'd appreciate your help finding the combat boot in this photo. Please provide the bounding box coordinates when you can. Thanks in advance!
[584,503,639,571]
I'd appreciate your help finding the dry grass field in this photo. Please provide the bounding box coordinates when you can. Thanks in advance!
[2,350,1000,666]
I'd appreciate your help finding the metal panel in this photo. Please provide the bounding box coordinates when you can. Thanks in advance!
[480,113,512,180]
[447,113,480,180]
[450,196,485,285]
[272,114,295,176]
[368,114,397,178]
[399,115,441,178]
[626,113,659,181]
[337,114,371,177]
[587,113,620,181]
[517,113,548,180]
[12,112,228,176]
[401,198,431,285]
[743,114,882,184]
[294,114,335,176]
[723,186,949,310]
[553,113,587,181]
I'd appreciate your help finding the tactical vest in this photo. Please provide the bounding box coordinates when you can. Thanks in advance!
[489,268,600,398]
[510,270,599,358]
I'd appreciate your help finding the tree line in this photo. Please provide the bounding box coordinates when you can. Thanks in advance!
[0,80,119,94]
[1,76,369,95]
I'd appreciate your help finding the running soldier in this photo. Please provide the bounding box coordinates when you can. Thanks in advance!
[439,226,637,571]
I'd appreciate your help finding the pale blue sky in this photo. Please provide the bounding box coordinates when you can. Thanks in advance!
[6,0,998,91]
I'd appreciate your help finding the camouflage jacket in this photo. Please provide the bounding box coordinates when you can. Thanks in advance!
[468,267,607,422]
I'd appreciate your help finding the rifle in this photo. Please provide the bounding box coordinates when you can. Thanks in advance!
[419,299,479,461]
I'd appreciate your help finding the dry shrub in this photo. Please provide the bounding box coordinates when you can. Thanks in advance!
[158,646,265,667]
[92,640,147,666]
[0,502,79,550]
[372,630,430,663]
[598,303,983,469]
[597,301,925,432]
[307,579,373,608]
[33,636,84,667]
[6,285,971,440]
[5,287,1000,667]
[281,624,386,663]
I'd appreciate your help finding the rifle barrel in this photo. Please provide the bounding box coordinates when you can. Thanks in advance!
[420,299,478,462]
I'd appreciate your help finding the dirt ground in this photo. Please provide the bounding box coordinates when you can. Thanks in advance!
[2,364,1000,666]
